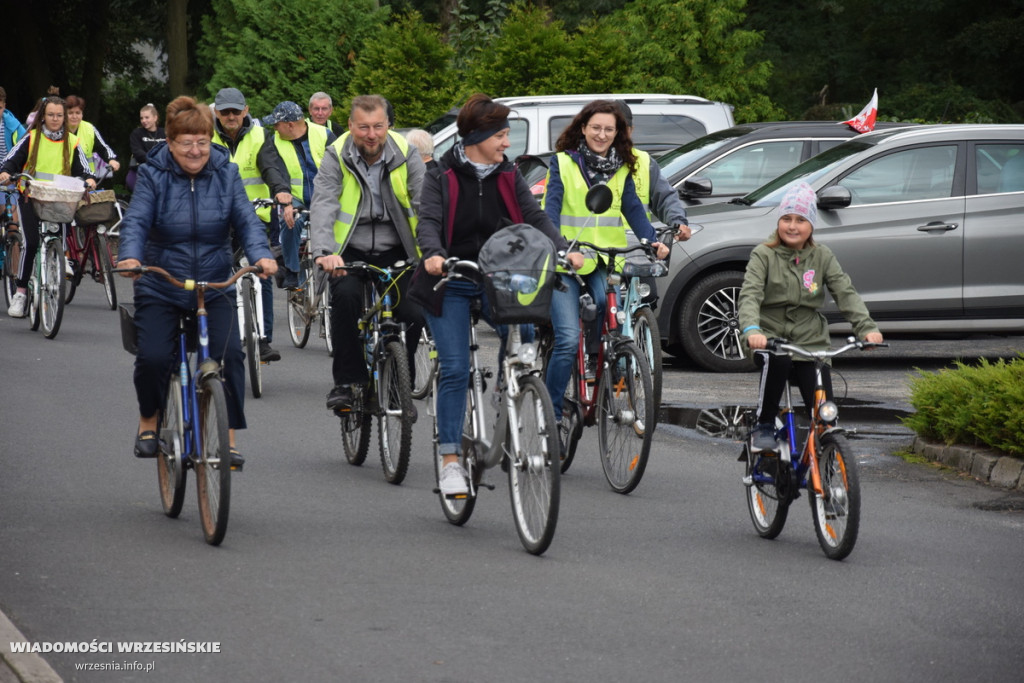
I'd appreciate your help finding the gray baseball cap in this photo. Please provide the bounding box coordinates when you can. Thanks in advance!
[214,87,246,111]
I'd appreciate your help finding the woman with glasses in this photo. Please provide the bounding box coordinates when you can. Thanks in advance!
[116,96,278,466]
[540,99,669,439]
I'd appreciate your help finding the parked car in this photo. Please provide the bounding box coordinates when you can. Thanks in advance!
[659,121,913,206]
[433,93,736,161]
[657,124,1024,372]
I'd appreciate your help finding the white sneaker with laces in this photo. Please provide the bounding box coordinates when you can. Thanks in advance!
[7,291,27,318]
[438,461,469,497]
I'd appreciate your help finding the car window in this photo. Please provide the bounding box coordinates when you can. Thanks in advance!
[699,141,803,194]
[547,114,709,152]
[747,139,877,206]
[434,119,529,160]
[976,144,1024,194]
[840,145,957,205]
[657,130,746,180]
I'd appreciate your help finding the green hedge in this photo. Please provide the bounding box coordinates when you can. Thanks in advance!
[903,356,1024,456]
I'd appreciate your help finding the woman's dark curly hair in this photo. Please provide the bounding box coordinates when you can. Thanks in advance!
[554,99,637,174]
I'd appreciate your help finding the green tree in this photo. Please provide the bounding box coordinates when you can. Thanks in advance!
[348,12,459,127]
[198,0,388,116]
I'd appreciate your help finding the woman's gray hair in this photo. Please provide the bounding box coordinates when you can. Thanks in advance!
[404,128,434,159]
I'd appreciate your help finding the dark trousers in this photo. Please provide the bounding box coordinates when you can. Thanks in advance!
[329,246,424,386]
[133,294,247,429]
[753,351,833,424]
[13,195,51,289]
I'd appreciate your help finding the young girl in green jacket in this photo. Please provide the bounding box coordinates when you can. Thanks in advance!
[738,182,884,453]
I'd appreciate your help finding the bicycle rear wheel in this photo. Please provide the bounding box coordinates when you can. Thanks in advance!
[40,238,66,339]
[64,229,81,305]
[743,443,791,539]
[596,342,654,494]
[321,285,334,356]
[558,356,584,473]
[97,234,117,310]
[241,277,262,399]
[507,375,560,555]
[631,306,663,412]
[434,386,477,525]
[411,327,438,400]
[378,341,413,484]
[810,433,860,560]
[158,376,187,517]
[28,276,40,330]
[196,377,231,546]
[287,277,312,348]
[340,393,372,466]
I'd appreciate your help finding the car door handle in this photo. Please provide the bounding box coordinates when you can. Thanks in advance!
[916,222,958,232]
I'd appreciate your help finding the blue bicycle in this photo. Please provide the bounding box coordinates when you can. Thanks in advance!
[1,184,19,306]
[118,264,259,546]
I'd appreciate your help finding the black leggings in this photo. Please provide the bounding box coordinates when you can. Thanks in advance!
[753,351,833,424]
[13,195,53,289]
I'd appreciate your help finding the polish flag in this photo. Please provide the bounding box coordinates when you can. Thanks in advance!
[843,89,878,133]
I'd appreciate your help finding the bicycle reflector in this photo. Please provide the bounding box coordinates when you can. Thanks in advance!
[818,400,839,424]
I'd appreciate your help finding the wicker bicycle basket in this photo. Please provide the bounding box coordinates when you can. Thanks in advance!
[27,179,86,223]
[75,190,119,225]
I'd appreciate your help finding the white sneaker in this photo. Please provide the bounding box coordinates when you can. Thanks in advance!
[7,291,27,318]
[438,461,469,497]
[65,259,75,278]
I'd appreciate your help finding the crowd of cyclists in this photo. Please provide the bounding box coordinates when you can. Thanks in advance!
[1,83,884,509]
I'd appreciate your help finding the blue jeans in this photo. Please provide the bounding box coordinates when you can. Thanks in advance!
[280,220,301,273]
[545,269,608,415]
[424,280,533,456]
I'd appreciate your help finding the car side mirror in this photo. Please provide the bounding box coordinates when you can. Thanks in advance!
[680,176,713,198]
[818,185,851,210]
[585,183,613,214]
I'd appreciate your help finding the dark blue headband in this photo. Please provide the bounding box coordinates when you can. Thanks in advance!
[461,120,510,147]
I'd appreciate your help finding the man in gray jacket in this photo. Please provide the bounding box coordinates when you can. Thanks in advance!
[309,95,426,411]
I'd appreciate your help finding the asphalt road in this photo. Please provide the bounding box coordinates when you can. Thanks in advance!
[2,283,1023,682]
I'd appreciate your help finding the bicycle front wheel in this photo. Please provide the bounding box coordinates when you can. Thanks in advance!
[596,342,654,494]
[40,238,66,339]
[743,443,790,539]
[631,306,663,412]
[287,278,312,348]
[434,387,477,525]
[340,402,372,466]
[241,277,262,398]
[321,285,334,357]
[196,377,231,546]
[810,433,861,560]
[378,341,413,484]
[97,233,117,310]
[158,376,187,517]
[507,375,560,555]
[411,327,438,400]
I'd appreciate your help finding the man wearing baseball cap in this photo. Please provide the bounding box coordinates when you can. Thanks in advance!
[263,100,337,289]
[212,87,292,361]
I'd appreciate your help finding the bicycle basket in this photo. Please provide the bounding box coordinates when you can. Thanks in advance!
[478,223,557,325]
[27,176,86,223]
[75,190,119,225]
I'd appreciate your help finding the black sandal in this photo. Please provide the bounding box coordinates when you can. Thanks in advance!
[134,430,159,458]
[229,447,245,471]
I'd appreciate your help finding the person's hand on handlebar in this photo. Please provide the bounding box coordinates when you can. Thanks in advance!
[0,172,10,185]
[652,242,670,260]
[566,252,584,270]
[424,254,446,276]
[863,331,884,346]
[276,192,295,228]
[747,332,768,350]
[255,257,277,279]
[674,224,692,241]
[115,258,143,280]
[316,253,346,276]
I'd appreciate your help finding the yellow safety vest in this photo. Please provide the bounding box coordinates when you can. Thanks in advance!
[24,130,80,182]
[213,126,272,221]
[544,152,628,275]
[73,121,98,173]
[273,122,329,200]
[328,130,419,255]
[632,149,653,221]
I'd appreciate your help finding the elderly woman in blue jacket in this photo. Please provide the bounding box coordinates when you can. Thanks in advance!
[117,96,277,466]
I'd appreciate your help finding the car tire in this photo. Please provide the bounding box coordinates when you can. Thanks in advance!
[678,270,755,373]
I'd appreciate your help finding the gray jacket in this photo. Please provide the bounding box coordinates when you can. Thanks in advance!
[310,132,425,259]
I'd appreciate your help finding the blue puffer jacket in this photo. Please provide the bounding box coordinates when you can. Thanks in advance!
[119,142,272,307]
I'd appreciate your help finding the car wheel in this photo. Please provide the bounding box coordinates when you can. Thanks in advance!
[678,270,755,372]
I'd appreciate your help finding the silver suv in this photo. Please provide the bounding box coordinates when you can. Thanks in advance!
[432,93,735,160]
[659,124,1024,371]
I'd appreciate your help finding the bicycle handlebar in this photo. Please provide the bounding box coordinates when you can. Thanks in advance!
[431,258,481,290]
[112,264,262,289]
[765,336,889,361]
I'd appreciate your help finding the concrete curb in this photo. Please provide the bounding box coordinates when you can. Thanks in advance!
[912,436,1024,490]
[0,610,62,683]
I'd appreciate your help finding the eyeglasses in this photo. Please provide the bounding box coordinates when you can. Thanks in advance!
[173,139,211,151]
[586,124,617,136]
